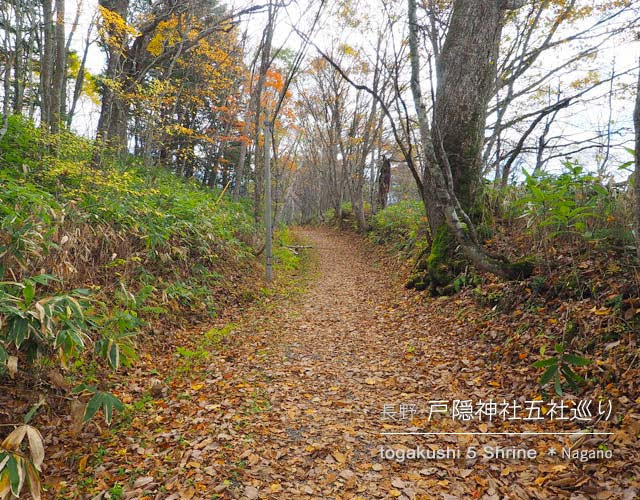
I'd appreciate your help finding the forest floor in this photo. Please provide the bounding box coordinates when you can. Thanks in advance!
[47,227,638,500]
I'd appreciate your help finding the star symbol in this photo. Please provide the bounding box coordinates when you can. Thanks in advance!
[547,447,557,456]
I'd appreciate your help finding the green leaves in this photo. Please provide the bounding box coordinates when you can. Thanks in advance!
[532,357,556,368]
[0,276,90,373]
[83,391,125,426]
[369,200,427,251]
[72,385,124,426]
[0,346,7,375]
[22,282,34,307]
[532,346,591,396]
[95,333,137,370]
[539,363,558,386]
[520,161,605,243]
[564,353,591,366]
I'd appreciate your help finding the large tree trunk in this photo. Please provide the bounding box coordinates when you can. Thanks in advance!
[432,0,504,217]
[407,0,532,293]
[634,57,640,263]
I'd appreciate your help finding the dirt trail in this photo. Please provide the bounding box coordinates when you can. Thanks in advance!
[223,227,445,498]
[190,227,607,499]
[54,228,633,499]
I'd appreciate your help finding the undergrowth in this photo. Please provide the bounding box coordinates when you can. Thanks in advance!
[367,160,639,395]
[0,115,259,488]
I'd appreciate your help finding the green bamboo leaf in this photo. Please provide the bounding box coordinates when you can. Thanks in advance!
[7,455,20,496]
[22,282,35,306]
[540,364,558,385]
[108,341,120,370]
[82,393,103,423]
[554,375,563,396]
[561,365,585,387]
[532,357,557,368]
[564,353,591,366]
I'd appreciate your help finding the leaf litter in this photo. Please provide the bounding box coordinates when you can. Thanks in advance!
[41,228,638,499]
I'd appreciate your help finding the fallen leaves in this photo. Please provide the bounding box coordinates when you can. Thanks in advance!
[12,228,637,499]
[332,450,347,463]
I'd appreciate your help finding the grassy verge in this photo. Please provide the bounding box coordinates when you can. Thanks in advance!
[0,116,260,434]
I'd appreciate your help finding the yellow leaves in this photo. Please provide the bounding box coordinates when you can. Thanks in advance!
[82,74,101,106]
[98,5,140,49]
[534,475,547,486]
[338,43,358,57]
[569,70,600,90]
[591,306,611,316]
[147,16,181,57]
[332,450,347,463]
[77,455,89,473]
[607,262,621,272]
[269,483,282,492]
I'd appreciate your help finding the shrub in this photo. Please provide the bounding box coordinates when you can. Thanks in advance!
[518,161,605,248]
[369,200,427,249]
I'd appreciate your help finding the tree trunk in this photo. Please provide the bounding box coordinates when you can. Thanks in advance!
[349,179,368,232]
[377,156,391,210]
[12,3,25,115]
[67,22,92,128]
[40,0,54,128]
[634,57,640,263]
[1,35,12,140]
[93,0,129,164]
[233,79,259,199]
[235,5,275,203]
[432,0,505,217]
[407,0,532,293]
[50,0,65,133]
[407,0,444,234]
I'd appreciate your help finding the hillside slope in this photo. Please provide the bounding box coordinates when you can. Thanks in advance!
[1,117,262,428]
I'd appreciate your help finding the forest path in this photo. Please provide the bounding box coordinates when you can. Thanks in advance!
[219,226,455,499]
[178,227,580,499]
[61,228,627,499]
